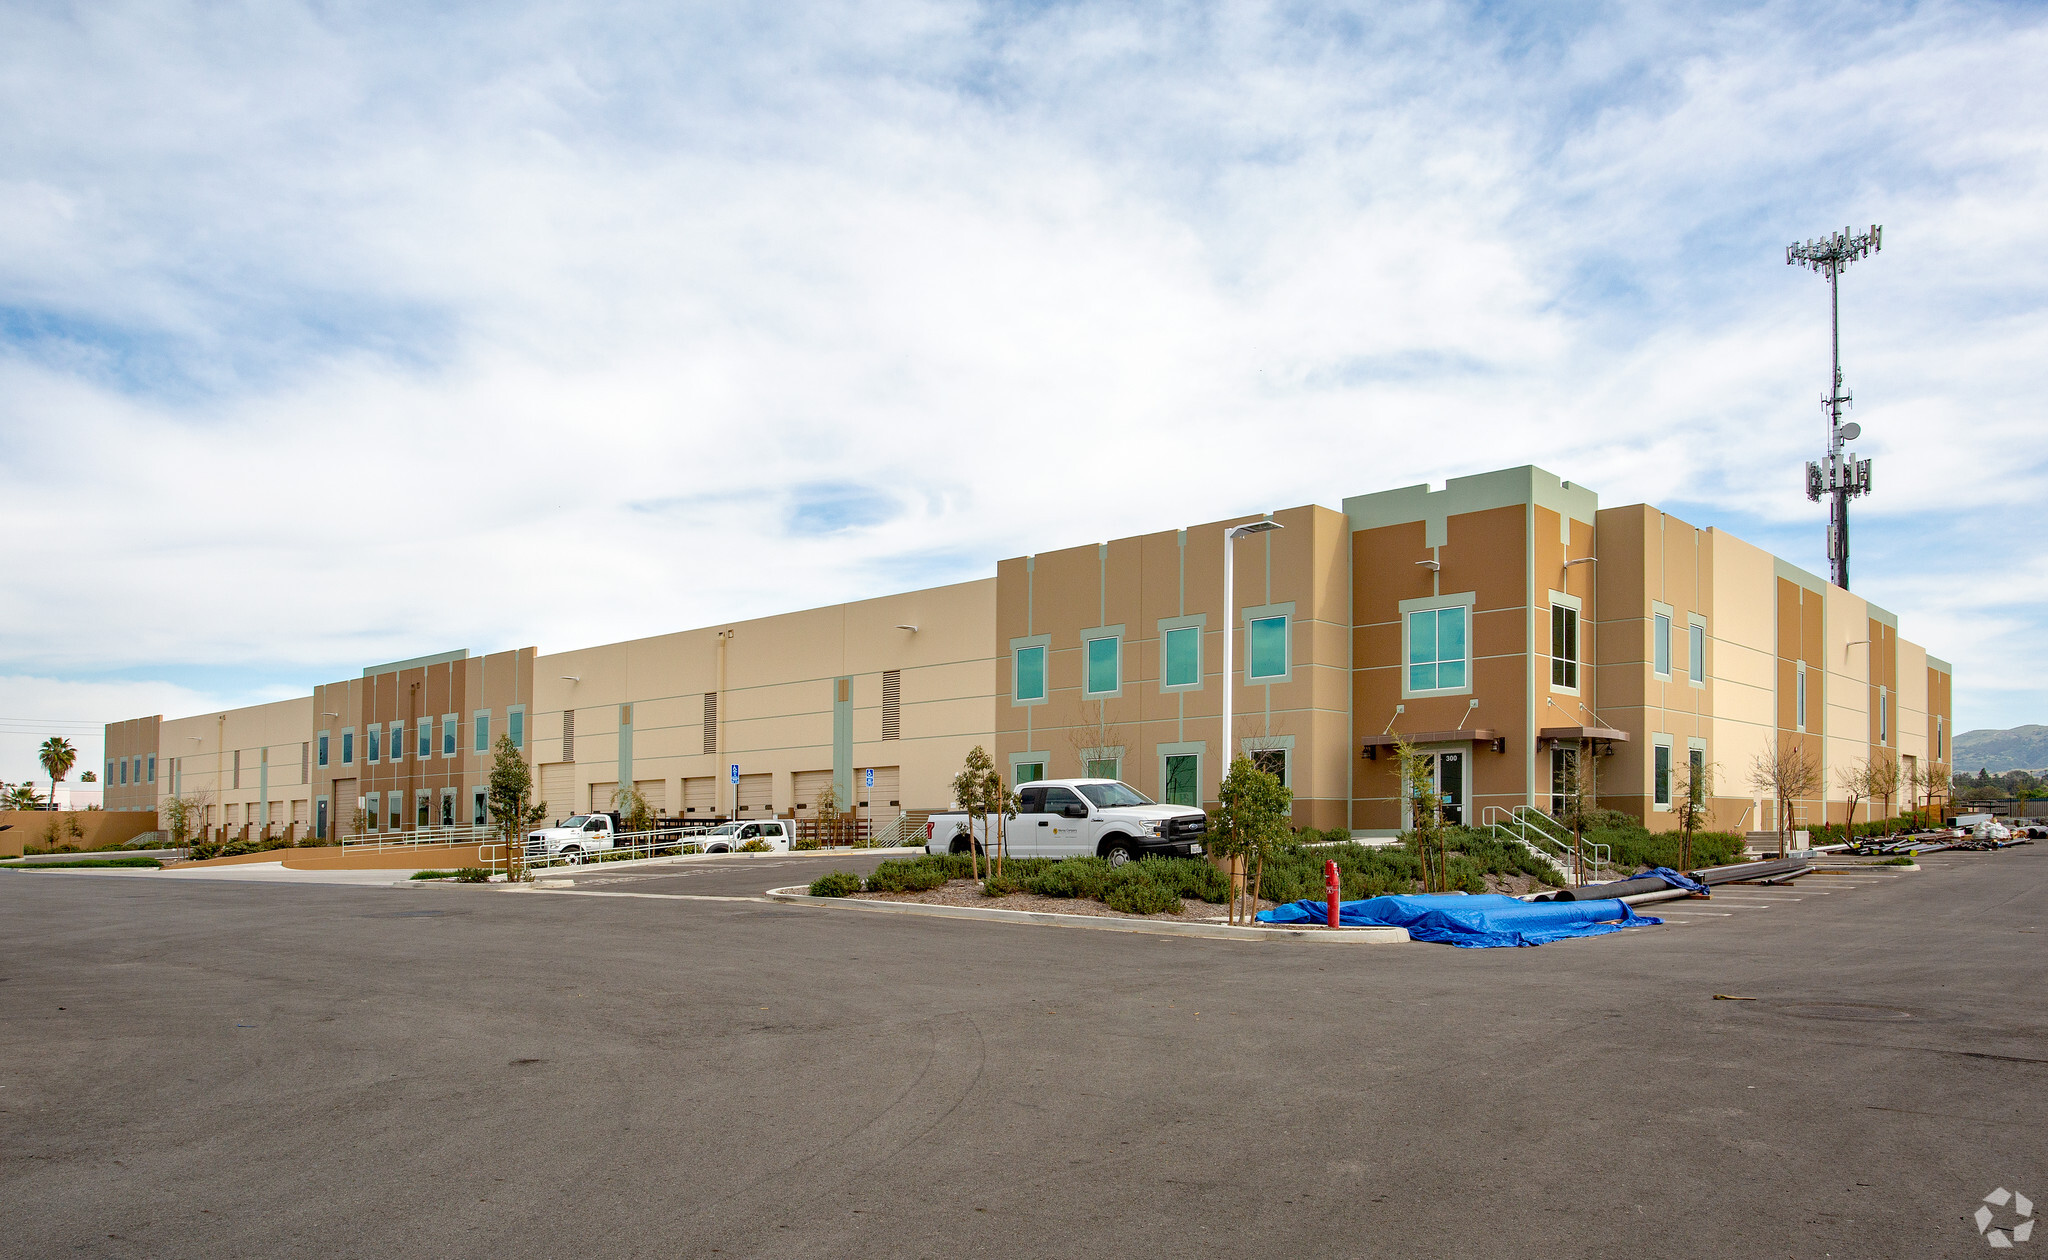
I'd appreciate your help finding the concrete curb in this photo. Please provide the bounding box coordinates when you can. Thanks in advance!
[762,887,1409,944]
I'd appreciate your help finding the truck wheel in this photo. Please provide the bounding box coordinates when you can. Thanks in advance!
[1102,839,1137,867]
[562,847,583,865]
[949,834,971,855]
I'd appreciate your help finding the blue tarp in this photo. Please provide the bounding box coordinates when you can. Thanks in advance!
[1638,866,1710,896]
[1256,893,1662,948]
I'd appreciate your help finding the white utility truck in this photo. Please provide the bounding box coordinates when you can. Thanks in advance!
[525,811,624,864]
[693,819,792,853]
[924,779,1207,866]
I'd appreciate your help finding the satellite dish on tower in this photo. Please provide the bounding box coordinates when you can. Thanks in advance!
[1838,422,1862,441]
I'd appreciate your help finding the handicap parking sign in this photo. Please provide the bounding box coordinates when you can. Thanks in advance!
[865,768,875,789]
[730,764,740,784]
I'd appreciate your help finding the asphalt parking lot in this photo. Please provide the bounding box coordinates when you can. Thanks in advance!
[3,847,2043,1258]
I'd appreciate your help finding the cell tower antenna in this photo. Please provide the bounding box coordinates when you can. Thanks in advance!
[1787,223,1882,589]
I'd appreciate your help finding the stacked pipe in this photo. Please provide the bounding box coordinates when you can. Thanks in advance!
[1537,855,1812,902]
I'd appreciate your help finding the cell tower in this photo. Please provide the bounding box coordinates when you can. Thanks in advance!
[1787,223,1882,589]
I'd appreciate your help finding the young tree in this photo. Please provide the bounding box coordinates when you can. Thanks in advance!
[487,734,548,880]
[1671,758,1717,873]
[1065,703,1129,781]
[813,780,843,848]
[38,736,77,811]
[1749,739,1822,856]
[1212,754,1294,923]
[160,792,209,848]
[1391,738,1451,892]
[610,784,654,836]
[1926,761,1953,822]
[1866,748,1901,836]
[951,746,1000,879]
[1550,744,1600,887]
[1835,757,1870,835]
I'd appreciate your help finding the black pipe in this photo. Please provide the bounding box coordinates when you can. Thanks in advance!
[1693,856,1812,886]
[1540,875,1679,902]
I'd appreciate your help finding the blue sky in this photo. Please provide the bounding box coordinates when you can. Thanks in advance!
[2,0,2044,784]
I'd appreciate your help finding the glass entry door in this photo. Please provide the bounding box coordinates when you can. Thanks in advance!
[1431,751,1465,826]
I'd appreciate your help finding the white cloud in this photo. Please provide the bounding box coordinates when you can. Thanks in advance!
[0,0,2043,750]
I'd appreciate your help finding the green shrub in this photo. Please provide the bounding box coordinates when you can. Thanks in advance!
[1583,820,1746,872]
[1104,879,1182,915]
[738,838,773,853]
[792,836,822,851]
[808,870,862,897]
[1130,856,1230,904]
[1878,854,1916,866]
[982,872,1023,897]
[409,870,455,880]
[865,859,950,894]
[453,868,491,882]
[1022,856,1112,899]
[186,842,223,861]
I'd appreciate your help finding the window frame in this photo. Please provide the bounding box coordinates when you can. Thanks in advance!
[472,788,488,827]
[1242,602,1294,685]
[367,723,382,765]
[1240,734,1296,790]
[1081,623,1125,699]
[508,704,526,751]
[441,714,457,758]
[473,710,490,754]
[1652,603,1674,681]
[1796,663,1809,731]
[1399,593,1476,700]
[389,720,403,764]
[1879,687,1889,745]
[1652,736,1673,811]
[318,731,329,768]
[365,791,382,831]
[418,722,432,760]
[1687,615,1707,687]
[1009,752,1049,786]
[1548,590,1581,693]
[1157,614,1205,693]
[1010,635,1050,706]
[1158,741,1204,809]
[341,728,355,766]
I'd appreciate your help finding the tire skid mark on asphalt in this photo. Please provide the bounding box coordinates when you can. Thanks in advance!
[689,1010,988,1250]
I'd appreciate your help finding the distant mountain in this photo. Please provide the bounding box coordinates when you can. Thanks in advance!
[1951,725,2048,774]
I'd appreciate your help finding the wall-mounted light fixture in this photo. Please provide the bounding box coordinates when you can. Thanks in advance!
[895,624,919,632]
[1415,559,1440,571]
[1564,557,1598,568]
[559,676,580,683]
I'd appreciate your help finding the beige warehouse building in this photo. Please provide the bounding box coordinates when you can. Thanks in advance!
[107,466,1954,846]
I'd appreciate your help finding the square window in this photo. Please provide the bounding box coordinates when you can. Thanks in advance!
[1688,622,1706,684]
[1085,636,1119,696]
[1013,762,1044,785]
[1406,606,1469,693]
[1251,747,1288,784]
[1163,626,1199,688]
[1654,612,1672,678]
[1551,605,1579,689]
[1248,616,1288,680]
[1164,754,1199,807]
[1014,646,1046,702]
[1084,758,1120,780]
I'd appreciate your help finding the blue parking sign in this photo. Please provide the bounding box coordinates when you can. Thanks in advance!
[865,768,875,789]
[729,764,740,784]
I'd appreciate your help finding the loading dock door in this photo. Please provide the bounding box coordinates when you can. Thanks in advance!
[860,766,901,810]
[540,763,574,822]
[738,773,773,816]
[793,770,833,814]
[683,776,715,816]
[634,779,667,815]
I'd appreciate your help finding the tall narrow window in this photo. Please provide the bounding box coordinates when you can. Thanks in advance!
[474,712,489,753]
[1654,612,1672,678]
[119,758,128,785]
[1406,606,1469,693]
[388,795,401,830]
[1688,621,1706,684]
[472,788,487,827]
[1551,605,1579,689]
[1937,715,1945,759]
[881,671,901,740]
[418,723,431,759]
[233,749,242,789]
[367,726,381,764]
[1085,636,1120,696]
[342,730,354,765]
[1248,616,1288,681]
[365,792,381,831]
[1688,747,1706,807]
[1654,741,1672,808]
[417,791,430,827]
[1796,665,1809,730]
[1164,754,1199,807]
[1162,627,1199,688]
[147,755,156,783]
[389,721,403,763]
[509,708,525,750]
[1879,690,1889,744]
[442,716,456,757]
[1014,646,1047,701]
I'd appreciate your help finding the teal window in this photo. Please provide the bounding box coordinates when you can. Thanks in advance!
[389,721,403,763]
[1015,645,1046,701]
[1654,612,1672,677]
[1165,754,1199,807]
[388,795,402,830]
[416,792,430,827]
[442,717,455,757]
[418,723,431,759]
[1014,762,1044,785]
[147,755,155,783]
[1248,616,1288,680]
[1688,622,1706,684]
[1654,742,1672,807]
[367,726,381,763]
[1163,626,1199,688]
[365,792,381,830]
[1085,757,1119,779]
[1407,607,1469,693]
[341,731,354,765]
[119,758,128,785]
[318,733,329,767]
[473,789,488,826]
[509,709,525,750]
[474,712,489,753]
[1085,636,1119,696]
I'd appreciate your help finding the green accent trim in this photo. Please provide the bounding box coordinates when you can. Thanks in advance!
[363,649,468,677]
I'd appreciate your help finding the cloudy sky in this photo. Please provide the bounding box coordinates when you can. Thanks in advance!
[2,0,2044,785]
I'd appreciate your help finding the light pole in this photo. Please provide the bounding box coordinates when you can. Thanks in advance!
[1221,519,1283,789]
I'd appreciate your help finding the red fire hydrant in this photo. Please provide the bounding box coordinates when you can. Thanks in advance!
[1325,859,1341,928]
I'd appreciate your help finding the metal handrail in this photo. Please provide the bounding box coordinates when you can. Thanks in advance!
[1516,806,1609,883]
[341,824,499,851]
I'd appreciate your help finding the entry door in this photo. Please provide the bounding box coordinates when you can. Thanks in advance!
[1430,751,1465,826]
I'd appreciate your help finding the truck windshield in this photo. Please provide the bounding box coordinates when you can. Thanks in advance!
[707,823,742,836]
[1078,782,1154,809]
[561,815,590,828]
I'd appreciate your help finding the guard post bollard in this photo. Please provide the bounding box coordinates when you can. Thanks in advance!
[1325,859,1341,928]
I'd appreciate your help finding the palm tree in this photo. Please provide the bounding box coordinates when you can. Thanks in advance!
[38,737,77,812]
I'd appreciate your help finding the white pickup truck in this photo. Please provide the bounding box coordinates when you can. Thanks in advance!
[525,811,624,864]
[925,778,1207,866]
